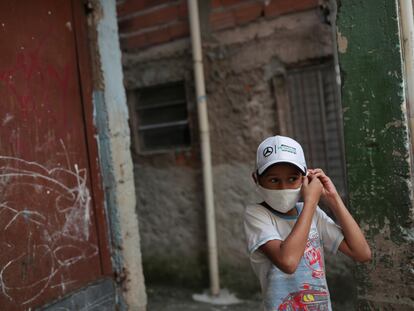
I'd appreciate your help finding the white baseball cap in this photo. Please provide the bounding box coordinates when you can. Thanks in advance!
[256,135,307,175]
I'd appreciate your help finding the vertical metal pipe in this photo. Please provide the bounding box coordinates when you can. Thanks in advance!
[399,0,414,154]
[187,0,220,296]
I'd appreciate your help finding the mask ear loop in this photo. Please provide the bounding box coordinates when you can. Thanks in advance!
[252,171,259,185]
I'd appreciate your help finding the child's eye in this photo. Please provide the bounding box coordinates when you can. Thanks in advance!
[289,177,298,182]
[270,178,279,183]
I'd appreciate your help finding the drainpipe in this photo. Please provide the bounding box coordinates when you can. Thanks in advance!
[399,0,414,156]
[187,0,220,296]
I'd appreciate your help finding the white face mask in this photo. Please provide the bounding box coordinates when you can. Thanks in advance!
[256,184,301,213]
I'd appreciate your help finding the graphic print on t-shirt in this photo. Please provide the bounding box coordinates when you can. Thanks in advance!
[244,204,343,311]
[278,283,329,311]
[304,229,325,279]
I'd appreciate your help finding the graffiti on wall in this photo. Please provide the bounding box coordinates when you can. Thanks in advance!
[0,6,105,307]
[0,152,98,305]
[0,42,71,115]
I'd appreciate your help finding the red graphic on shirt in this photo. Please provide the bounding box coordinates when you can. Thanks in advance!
[303,230,324,279]
[278,283,329,311]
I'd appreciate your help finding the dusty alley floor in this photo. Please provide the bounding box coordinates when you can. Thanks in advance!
[147,286,262,311]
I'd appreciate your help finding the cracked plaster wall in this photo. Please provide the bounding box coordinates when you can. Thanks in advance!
[123,6,354,307]
[337,0,414,309]
[90,0,147,310]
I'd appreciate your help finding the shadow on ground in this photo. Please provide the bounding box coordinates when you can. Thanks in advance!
[147,286,262,311]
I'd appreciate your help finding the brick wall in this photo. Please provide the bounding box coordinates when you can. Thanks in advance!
[117,0,320,51]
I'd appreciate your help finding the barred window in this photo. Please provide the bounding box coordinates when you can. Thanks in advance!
[131,81,191,152]
[273,61,347,197]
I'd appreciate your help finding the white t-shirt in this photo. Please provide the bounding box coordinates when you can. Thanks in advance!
[244,202,344,311]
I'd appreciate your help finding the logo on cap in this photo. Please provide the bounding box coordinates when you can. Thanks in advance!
[278,144,296,154]
[263,146,273,157]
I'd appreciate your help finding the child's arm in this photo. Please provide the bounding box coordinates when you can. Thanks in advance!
[259,175,323,274]
[309,169,371,262]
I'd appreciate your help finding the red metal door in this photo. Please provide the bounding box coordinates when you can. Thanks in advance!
[0,1,111,309]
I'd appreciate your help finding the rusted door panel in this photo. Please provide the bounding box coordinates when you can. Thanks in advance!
[0,1,109,309]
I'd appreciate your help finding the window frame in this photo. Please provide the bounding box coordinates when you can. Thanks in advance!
[272,59,347,198]
[127,80,193,155]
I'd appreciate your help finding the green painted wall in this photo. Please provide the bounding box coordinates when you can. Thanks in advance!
[337,0,414,309]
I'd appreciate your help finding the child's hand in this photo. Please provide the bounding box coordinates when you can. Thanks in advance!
[301,174,323,206]
[307,168,339,202]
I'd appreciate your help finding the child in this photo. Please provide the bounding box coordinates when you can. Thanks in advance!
[244,135,371,311]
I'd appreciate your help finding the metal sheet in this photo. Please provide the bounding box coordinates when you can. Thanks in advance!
[0,1,107,309]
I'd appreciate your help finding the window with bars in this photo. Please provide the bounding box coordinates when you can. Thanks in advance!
[131,81,191,152]
[273,61,347,197]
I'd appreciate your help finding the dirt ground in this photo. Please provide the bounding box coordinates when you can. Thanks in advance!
[147,286,262,311]
[146,285,354,310]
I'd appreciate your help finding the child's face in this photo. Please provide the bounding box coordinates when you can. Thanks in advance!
[258,163,303,190]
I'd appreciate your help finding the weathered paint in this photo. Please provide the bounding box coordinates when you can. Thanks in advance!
[123,7,357,308]
[94,1,147,310]
[337,0,414,309]
[93,91,126,309]
[0,1,109,309]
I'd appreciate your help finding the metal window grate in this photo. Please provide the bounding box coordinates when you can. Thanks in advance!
[134,81,191,152]
[281,62,347,197]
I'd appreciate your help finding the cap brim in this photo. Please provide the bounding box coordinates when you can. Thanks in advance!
[258,160,306,176]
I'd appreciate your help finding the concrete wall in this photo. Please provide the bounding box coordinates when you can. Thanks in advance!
[118,1,355,308]
[90,1,147,310]
[337,0,414,310]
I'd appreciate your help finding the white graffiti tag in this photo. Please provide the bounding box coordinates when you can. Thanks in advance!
[0,156,99,306]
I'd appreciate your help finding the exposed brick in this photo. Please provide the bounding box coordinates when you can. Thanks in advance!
[209,10,236,31]
[211,0,223,9]
[177,2,188,20]
[117,0,146,17]
[169,21,190,39]
[264,0,319,18]
[119,5,179,34]
[234,2,263,25]
[122,33,149,51]
[122,20,190,51]
[117,0,177,18]
[174,150,198,167]
[147,27,172,46]
[220,0,251,7]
